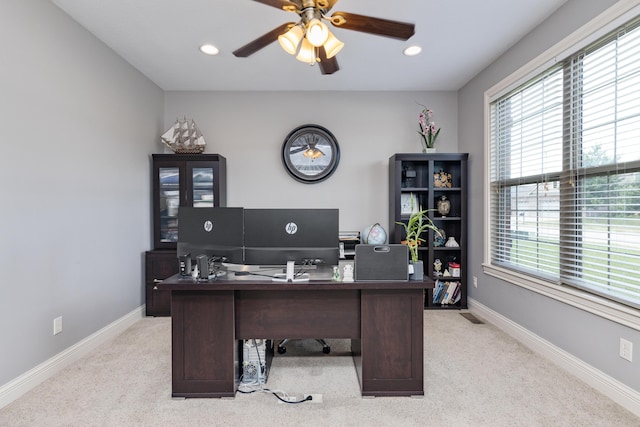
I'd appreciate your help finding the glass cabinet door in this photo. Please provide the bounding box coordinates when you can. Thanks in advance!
[152,154,226,249]
[159,167,180,243]
[190,166,215,207]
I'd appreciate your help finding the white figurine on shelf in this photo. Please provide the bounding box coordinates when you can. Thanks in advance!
[434,259,443,276]
[343,264,354,282]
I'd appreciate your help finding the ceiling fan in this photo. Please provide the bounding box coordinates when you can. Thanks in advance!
[232,0,415,75]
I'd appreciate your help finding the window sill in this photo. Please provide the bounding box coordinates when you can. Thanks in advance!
[482,264,640,332]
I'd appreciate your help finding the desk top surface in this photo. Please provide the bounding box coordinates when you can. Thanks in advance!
[158,273,434,291]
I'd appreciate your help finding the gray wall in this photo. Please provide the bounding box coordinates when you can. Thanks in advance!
[0,1,163,384]
[164,91,458,231]
[458,0,640,392]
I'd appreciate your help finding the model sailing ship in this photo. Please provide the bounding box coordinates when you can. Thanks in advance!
[161,117,206,153]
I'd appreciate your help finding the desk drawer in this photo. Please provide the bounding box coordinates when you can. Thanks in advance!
[235,290,360,339]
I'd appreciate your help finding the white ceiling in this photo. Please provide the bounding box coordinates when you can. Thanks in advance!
[51,0,568,91]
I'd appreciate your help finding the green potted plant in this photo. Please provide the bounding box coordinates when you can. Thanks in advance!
[396,195,441,280]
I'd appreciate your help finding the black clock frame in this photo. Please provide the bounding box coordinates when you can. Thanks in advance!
[281,124,340,184]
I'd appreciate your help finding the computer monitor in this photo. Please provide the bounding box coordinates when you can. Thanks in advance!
[177,207,244,265]
[244,208,339,268]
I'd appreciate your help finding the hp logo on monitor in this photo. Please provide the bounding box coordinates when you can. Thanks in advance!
[203,220,213,232]
[285,222,298,235]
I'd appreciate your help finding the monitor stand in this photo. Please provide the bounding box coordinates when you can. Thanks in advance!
[272,260,310,283]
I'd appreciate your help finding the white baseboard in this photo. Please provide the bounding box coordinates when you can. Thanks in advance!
[0,305,145,409]
[468,298,640,418]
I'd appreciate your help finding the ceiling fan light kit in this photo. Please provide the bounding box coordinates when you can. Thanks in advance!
[322,32,344,59]
[277,24,304,54]
[233,0,415,75]
[278,7,341,64]
[296,37,317,63]
[306,18,329,46]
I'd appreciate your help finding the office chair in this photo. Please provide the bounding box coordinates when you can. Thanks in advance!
[277,338,331,354]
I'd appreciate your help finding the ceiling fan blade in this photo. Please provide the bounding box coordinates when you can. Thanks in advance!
[330,11,415,40]
[233,22,294,57]
[318,46,339,75]
[252,0,301,11]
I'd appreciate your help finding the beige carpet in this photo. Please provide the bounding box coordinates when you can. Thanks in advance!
[1,311,637,426]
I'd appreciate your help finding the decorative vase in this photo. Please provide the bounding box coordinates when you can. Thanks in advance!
[423,147,436,153]
[409,260,424,281]
[403,167,417,187]
[445,236,459,248]
[437,195,450,216]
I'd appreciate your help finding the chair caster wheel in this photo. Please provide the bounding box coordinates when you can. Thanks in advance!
[277,346,286,354]
[322,347,331,354]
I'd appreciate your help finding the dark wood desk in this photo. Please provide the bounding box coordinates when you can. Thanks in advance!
[158,275,432,398]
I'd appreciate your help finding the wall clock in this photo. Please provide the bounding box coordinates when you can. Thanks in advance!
[281,124,340,184]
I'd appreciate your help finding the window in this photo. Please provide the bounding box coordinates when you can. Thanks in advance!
[488,15,640,310]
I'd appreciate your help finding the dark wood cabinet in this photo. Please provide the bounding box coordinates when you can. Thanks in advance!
[389,153,468,309]
[145,250,178,316]
[152,154,227,250]
[146,154,227,316]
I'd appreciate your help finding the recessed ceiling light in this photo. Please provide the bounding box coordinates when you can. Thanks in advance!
[403,45,422,56]
[199,44,219,55]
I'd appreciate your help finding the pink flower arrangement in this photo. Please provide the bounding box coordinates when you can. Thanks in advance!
[418,105,441,150]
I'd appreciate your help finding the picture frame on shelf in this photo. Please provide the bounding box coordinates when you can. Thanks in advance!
[401,193,419,215]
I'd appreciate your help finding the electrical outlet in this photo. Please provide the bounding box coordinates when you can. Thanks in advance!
[473,276,478,288]
[53,316,63,335]
[620,338,633,362]
[304,394,323,403]
[277,395,298,404]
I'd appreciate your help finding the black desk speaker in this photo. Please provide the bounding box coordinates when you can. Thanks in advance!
[354,244,409,281]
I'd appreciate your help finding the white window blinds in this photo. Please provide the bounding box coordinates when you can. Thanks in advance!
[489,16,640,308]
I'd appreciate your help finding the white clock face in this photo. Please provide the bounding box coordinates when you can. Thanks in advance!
[289,133,334,176]
[282,125,340,183]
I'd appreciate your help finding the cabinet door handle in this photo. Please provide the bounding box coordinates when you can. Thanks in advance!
[153,278,163,283]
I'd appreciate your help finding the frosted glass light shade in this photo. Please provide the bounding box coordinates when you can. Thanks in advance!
[278,25,304,55]
[306,19,329,47]
[296,38,316,63]
[323,31,344,59]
